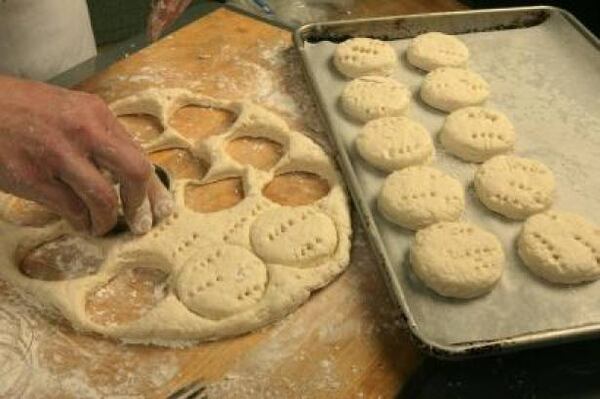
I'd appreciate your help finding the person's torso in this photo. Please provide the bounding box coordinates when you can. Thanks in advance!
[0,0,97,81]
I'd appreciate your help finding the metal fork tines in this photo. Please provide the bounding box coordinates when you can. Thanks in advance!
[167,380,207,399]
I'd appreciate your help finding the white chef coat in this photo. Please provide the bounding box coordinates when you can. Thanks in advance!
[0,0,97,81]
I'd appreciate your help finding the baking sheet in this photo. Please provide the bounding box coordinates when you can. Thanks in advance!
[296,9,600,355]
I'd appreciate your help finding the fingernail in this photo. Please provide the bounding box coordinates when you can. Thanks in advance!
[135,215,152,234]
[155,198,174,219]
[132,198,152,235]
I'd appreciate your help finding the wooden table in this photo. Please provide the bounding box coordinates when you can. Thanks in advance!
[2,2,468,398]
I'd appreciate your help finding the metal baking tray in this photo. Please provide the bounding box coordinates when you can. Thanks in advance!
[293,6,600,358]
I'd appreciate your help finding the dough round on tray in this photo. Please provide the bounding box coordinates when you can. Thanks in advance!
[340,76,410,122]
[410,221,504,299]
[377,166,464,230]
[406,32,470,71]
[518,211,600,284]
[475,155,555,220]
[420,67,489,112]
[440,106,516,162]
[333,37,397,78]
[355,116,434,172]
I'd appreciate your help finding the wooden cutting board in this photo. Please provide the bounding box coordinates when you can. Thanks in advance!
[80,7,422,398]
[0,4,463,398]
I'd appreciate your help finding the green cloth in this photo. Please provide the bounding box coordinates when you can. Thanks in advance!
[86,0,204,45]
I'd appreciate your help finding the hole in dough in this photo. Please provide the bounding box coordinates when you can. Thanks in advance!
[263,172,330,206]
[149,149,209,181]
[0,195,59,227]
[117,114,162,144]
[20,236,104,281]
[170,106,236,141]
[86,268,168,326]
[225,137,284,170]
[185,177,244,213]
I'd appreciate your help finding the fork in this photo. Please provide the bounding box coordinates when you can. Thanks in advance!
[166,379,208,399]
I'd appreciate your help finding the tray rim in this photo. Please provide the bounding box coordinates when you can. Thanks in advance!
[293,5,600,359]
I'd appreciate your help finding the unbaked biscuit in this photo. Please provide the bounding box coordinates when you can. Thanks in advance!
[356,116,434,172]
[378,166,464,230]
[440,107,516,162]
[340,76,410,122]
[410,221,504,299]
[333,38,397,78]
[518,211,600,284]
[475,155,555,220]
[420,67,489,112]
[407,32,469,71]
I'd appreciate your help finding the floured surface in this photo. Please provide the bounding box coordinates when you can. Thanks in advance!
[302,12,600,346]
[0,280,181,399]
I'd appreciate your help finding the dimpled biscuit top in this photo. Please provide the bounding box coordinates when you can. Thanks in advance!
[333,37,397,78]
[440,106,516,162]
[340,76,410,122]
[410,221,504,299]
[407,32,470,71]
[475,155,555,220]
[420,67,489,112]
[355,116,434,172]
[518,211,600,284]
[377,166,464,230]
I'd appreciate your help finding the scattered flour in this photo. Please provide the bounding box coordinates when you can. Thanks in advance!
[0,281,180,398]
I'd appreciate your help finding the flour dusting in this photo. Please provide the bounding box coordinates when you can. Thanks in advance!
[0,281,180,398]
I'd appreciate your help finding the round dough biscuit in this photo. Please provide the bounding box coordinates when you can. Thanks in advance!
[176,245,268,319]
[356,116,434,172]
[406,32,469,71]
[420,67,489,112]
[410,221,504,298]
[518,211,600,284]
[378,166,464,230]
[440,107,516,162]
[333,38,397,78]
[340,76,410,122]
[250,207,338,267]
[475,155,555,220]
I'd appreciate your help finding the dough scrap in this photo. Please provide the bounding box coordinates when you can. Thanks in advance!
[176,245,268,319]
[333,38,397,78]
[250,207,338,267]
[440,106,516,162]
[518,211,600,284]
[378,166,464,230]
[356,116,434,172]
[0,88,352,345]
[475,155,555,220]
[410,221,504,299]
[340,76,410,122]
[406,32,469,71]
[420,67,489,112]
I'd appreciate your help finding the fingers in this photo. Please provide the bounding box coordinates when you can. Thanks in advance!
[34,181,90,232]
[57,156,119,236]
[92,116,153,234]
[122,171,173,235]
[147,171,174,220]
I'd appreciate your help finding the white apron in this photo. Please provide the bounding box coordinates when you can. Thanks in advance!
[0,0,97,81]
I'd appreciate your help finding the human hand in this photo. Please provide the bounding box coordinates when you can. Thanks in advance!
[0,75,173,236]
[147,0,192,41]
